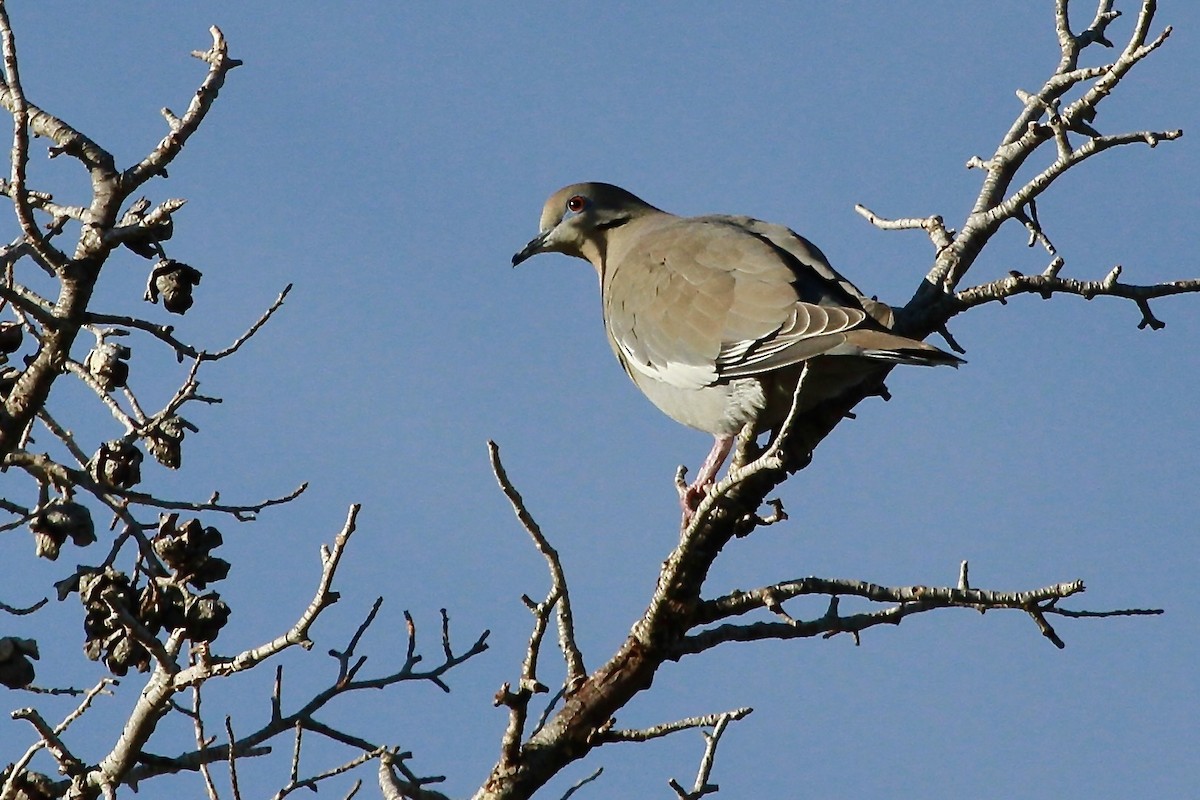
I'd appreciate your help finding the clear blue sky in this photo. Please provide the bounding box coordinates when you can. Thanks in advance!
[3,4,1197,798]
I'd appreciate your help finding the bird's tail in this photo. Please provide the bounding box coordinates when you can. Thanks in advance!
[843,329,965,367]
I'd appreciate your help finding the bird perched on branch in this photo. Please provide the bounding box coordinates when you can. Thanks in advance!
[513,182,962,517]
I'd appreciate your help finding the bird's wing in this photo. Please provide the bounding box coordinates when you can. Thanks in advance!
[731,216,895,327]
[603,215,866,390]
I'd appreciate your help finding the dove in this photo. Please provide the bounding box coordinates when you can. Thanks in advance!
[513,182,961,514]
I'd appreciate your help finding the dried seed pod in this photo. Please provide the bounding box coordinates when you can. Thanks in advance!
[138,579,188,634]
[0,321,21,354]
[146,259,202,314]
[29,500,96,560]
[32,529,63,560]
[105,635,150,676]
[193,554,232,589]
[0,636,38,689]
[53,567,89,601]
[153,514,230,588]
[144,415,195,469]
[183,592,231,642]
[78,568,153,676]
[88,440,143,489]
[84,342,131,391]
[149,579,189,632]
[79,568,134,611]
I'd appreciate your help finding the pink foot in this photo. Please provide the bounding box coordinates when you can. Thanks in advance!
[680,480,710,523]
[679,433,735,525]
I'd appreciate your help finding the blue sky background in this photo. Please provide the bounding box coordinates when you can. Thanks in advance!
[2,3,1197,798]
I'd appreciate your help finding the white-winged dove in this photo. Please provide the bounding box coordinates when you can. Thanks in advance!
[513,182,961,512]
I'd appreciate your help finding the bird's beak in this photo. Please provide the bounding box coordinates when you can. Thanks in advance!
[512,230,549,267]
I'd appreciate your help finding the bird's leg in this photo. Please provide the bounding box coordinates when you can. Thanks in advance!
[681,433,735,520]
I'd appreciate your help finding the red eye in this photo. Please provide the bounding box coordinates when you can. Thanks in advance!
[566,195,586,213]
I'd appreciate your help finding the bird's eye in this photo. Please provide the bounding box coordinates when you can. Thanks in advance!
[566,195,587,213]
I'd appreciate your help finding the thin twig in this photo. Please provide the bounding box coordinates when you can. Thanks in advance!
[953,268,1199,330]
[225,717,241,800]
[0,7,65,271]
[190,661,219,800]
[489,440,586,689]
[667,711,746,800]
[597,707,752,743]
[854,204,954,252]
[559,767,603,800]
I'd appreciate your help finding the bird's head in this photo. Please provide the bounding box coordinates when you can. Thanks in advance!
[512,182,658,268]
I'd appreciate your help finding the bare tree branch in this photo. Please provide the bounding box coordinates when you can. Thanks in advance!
[122,27,242,192]
[489,440,586,689]
[378,750,454,800]
[0,6,65,272]
[890,0,1189,336]
[953,266,1198,329]
[0,596,46,615]
[596,707,752,744]
[667,711,745,800]
[854,204,954,253]
[84,283,293,364]
[271,743,386,800]
[1,679,113,800]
